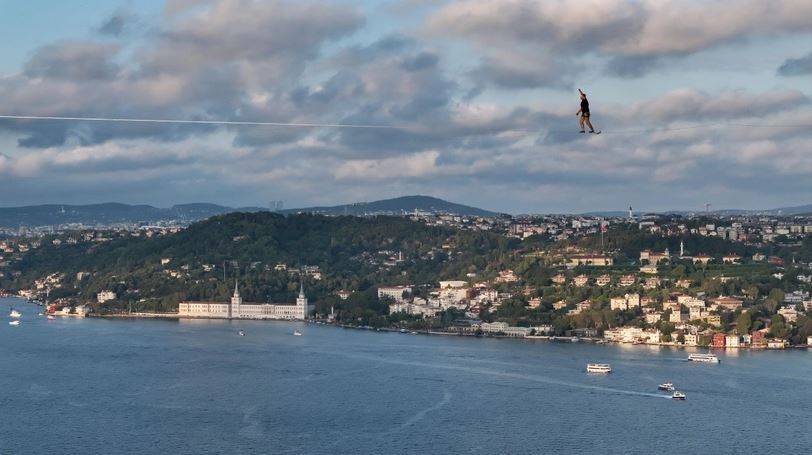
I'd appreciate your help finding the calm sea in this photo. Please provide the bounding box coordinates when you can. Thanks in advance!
[1,297,810,454]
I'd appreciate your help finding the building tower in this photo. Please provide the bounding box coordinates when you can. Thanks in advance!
[628,206,633,219]
[680,240,684,258]
[230,278,242,318]
[296,279,308,319]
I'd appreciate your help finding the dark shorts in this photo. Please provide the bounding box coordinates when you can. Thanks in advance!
[581,112,590,118]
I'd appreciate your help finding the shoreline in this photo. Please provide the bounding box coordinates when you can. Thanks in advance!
[5,297,808,350]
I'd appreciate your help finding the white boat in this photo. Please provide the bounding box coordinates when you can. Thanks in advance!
[586,363,612,374]
[238,330,246,336]
[672,391,686,400]
[293,330,302,336]
[658,382,675,392]
[9,309,21,318]
[9,320,21,326]
[688,353,720,363]
[46,314,56,320]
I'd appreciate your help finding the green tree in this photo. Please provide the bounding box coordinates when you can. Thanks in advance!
[735,311,752,336]
[769,314,789,338]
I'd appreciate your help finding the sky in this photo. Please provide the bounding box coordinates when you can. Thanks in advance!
[0,0,810,214]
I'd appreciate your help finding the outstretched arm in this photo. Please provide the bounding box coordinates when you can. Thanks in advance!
[578,88,585,95]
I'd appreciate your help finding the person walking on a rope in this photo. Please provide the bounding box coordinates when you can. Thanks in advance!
[576,89,599,134]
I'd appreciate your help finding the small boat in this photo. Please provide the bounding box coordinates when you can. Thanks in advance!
[672,391,686,400]
[47,315,56,320]
[9,320,21,326]
[586,363,612,374]
[658,382,675,392]
[238,330,246,336]
[293,330,302,336]
[400,328,407,333]
[688,353,720,363]
[9,309,22,318]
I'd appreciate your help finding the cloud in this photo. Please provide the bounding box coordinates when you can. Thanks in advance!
[778,51,812,76]
[97,9,138,36]
[24,41,120,80]
[428,0,812,80]
[0,0,810,212]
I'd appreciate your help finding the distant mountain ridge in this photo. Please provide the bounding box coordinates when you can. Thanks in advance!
[0,203,267,227]
[280,195,499,217]
[582,204,812,217]
[0,196,497,227]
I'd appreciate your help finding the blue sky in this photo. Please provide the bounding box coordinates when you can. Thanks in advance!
[0,0,810,213]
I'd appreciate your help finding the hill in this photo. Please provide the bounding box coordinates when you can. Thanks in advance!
[281,195,499,217]
[4,213,517,311]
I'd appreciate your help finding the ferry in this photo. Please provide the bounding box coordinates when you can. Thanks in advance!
[688,353,720,363]
[671,391,687,400]
[586,363,612,374]
[658,382,675,392]
[293,330,302,336]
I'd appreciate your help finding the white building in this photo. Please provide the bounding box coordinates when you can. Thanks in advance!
[377,285,413,303]
[97,291,117,303]
[179,280,313,320]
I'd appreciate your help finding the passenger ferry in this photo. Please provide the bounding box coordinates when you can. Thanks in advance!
[658,382,675,392]
[688,353,720,363]
[672,391,687,400]
[586,363,612,374]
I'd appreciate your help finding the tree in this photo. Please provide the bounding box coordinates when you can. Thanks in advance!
[769,314,789,339]
[735,311,752,336]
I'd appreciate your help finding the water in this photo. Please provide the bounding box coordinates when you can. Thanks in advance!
[1,297,811,454]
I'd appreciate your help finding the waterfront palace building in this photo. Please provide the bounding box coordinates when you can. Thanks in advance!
[178,280,314,320]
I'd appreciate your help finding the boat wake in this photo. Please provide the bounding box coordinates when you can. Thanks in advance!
[321,350,667,400]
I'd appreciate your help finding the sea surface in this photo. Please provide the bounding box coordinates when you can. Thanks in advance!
[1,297,811,454]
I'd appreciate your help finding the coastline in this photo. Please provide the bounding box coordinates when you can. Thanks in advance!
[5,296,809,350]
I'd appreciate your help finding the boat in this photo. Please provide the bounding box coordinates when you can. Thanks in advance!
[238,330,246,336]
[688,353,720,363]
[293,330,302,336]
[9,309,21,318]
[672,391,686,400]
[9,320,20,326]
[658,382,675,392]
[46,315,56,320]
[586,363,612,374]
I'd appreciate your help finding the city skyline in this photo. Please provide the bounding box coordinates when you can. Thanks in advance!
[1,0,810,212]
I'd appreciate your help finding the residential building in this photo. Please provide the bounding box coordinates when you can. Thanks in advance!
[97,291,116,303]
[377,285,413,303]
[693,254,712,265]
[722,254,741,264]
[566,254,613,267]
[551,274,567,285]
[777,306,798,323]
[595,274,611,287]
[712,333,727,348]
[711,296,743,311]
[725,335,741,348]
[619,274,637,286]
[573,275,589,287]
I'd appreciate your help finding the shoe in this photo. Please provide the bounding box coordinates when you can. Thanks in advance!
[579,130,585,133]
[589,130,595,133]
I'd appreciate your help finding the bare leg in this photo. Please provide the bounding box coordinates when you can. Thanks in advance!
[585,118,595,132]
[579,116,585,132]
